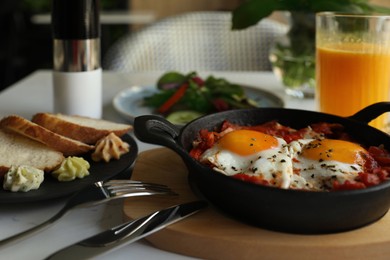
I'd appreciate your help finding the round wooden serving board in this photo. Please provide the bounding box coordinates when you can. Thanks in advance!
[123,148,390,260]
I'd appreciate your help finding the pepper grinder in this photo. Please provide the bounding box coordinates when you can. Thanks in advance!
[51,0,102,118]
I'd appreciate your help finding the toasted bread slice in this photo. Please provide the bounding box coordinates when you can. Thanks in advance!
[32,113,133,145]
[0,115,94,156]
[0,129,64,176]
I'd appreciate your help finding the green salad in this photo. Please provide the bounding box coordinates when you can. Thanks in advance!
[143,71,258,124]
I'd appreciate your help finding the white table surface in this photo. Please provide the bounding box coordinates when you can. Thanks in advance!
[0,70,315,260]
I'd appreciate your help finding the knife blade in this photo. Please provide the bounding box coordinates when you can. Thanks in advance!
[45,200,207,260]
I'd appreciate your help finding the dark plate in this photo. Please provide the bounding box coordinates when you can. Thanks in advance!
[0,134,138,203]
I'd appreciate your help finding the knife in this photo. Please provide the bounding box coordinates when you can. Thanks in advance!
[45,200,207,260]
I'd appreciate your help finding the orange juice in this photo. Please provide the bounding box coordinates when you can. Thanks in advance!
[316,43,390,130]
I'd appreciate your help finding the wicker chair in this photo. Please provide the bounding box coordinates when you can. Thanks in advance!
[103,11,288,72]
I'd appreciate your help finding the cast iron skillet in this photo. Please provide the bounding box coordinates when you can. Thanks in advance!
[134,102,390,234]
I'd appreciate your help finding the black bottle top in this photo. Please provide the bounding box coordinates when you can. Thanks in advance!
[52,0,100,40]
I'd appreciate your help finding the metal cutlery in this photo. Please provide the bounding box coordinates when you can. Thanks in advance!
[45,200,208,260]
[0,179,176,247]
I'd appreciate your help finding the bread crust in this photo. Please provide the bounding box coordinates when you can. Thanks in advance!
[0,115,94,156]
[32,113,133,145]
[0,129,64,177]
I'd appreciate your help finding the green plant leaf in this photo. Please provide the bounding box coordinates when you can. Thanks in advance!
[369,4,390,13]
[143,89,176,107]
[232,0,283,30]
[156,71,186,89]
[232,0,390,30]
[309,0,360,12]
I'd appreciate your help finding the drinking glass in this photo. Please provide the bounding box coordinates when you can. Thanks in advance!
[316,12,390,131]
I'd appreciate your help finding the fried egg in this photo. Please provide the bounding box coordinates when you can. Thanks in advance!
[199,129,294,188]
[291,138,369,190]
[199,128,371,191]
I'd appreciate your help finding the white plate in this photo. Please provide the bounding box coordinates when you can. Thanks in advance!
[113,85,284,123]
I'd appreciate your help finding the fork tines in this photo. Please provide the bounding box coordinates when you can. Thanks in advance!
[104,180,177,196]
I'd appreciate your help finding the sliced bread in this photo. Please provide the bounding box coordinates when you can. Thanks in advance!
[0,129,64,176]
[0,115,94,156]
[32,113,133,145]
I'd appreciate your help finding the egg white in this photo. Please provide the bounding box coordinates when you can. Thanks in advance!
[199,136,297,188]
[200,134,367,191]
[290,139,364,190]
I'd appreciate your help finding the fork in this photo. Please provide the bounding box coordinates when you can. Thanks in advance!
[0,179,176,247]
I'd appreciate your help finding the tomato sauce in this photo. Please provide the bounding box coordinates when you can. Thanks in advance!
[190,120,390,191]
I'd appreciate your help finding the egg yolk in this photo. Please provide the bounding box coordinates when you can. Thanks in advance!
[217,130,279,156]
[301,139,368,165]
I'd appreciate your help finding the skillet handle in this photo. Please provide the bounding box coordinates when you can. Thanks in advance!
[134,115,184,152]
[348,102,390,124]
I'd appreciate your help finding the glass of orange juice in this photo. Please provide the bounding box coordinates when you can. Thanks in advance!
[316,12,390,131]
